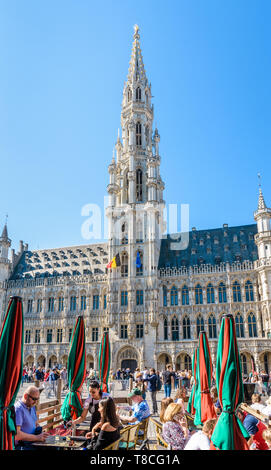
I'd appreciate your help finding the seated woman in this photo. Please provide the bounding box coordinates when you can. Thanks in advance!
[86,397,121,450]
[162,402,189,450]
[159,397,173,424]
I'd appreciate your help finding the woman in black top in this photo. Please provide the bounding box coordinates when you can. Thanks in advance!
[86,397,121,450]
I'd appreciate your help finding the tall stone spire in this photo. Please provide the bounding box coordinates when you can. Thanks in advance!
[127,25,147,85]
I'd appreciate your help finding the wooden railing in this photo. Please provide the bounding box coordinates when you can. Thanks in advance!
[240,403,271,428]
[35,379,64,431]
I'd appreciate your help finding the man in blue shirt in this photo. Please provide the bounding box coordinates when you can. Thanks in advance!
[120,389,150,425]
[14,386,49,449]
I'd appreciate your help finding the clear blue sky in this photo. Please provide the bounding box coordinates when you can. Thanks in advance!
[0,0,270,251]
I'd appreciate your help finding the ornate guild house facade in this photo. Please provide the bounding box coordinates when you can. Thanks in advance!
[1,26,271,375]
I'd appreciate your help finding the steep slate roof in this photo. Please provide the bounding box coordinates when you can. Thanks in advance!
[158,223,258,269]
[10,243,108,280]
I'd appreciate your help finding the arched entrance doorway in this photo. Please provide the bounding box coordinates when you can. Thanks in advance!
[176,353,192,372]
[118,348,138,372]
[48,355,58,368]
[157,353,172,372]
[37,355,46,367]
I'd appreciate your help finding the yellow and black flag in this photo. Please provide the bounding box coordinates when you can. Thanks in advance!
[106,253,121,269]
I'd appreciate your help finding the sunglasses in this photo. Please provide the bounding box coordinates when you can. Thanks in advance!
[28,394,39,401]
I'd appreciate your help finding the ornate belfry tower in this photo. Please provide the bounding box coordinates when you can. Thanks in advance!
[106,25,165,367]
[254,185,271,337]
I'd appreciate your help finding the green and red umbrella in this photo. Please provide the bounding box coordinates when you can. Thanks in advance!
[0,296,24,450]
[210,314,249,450]
[187,347,199,416]
[98,331,111,393]
[61,315,86,422]
[194,331,217,426]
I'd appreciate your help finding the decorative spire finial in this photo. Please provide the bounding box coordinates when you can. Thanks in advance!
[257,173,267,210]
[133,24,140,39]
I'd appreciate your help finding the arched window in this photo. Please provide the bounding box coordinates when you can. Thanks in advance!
[240,354,248,375]
[196,315,204,337]
[121,252,128,278]
[121,223,128,245]
[208,314,217,339]
[184,355,192,370]
[170,286,178,306]
[136,87,141,101]
[127,87,132,103]
[248,313,257,338]
[136,251,143,276]
[181,285,189,305]
[136,168,143,201]
[206,283,215,304]
[163,286,167,307]
[245,280,254,301]
[136,122,142,146]
[232,281,242,302]
[171,316,179,341]
[183,316,191,340]
[145,125,149,146]
[195,284,203,305]
[164,318,168,340]
[218,282,227,303]
[235,313,244,338]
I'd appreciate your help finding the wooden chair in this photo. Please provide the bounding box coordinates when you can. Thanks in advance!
[103,438,121,450]
[119,424,138,450]
[154,432,169,450]
[135,417,150,449]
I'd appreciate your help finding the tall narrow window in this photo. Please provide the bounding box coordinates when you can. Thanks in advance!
[136,168,143,201]
[163,286,168,307]
[208,314,217,339]
[127,87,132,102]
[245,280,254,301]
[170,286,178,306]
[171,317,179,341]
[70,296,77,311]
[35,329,40,344]
[25,330,31,344]
[183,316,191,339]
[195,284,203,305]
[197,315,204,337]
[136,122,142,146]
[182,285,189,305]
[48,297,54,312]
[37,299,42,313]
[121,252,128,278]
[121,291,128,306]
[164,318,168,340]
[136,251,143,276]
[235,313,244,338]
[136,87,141,101]
[136,290,144,305]
[206,283,215,304]
[232,281,242,302]
[93,295,99,310]
[57,329,63,343]
[80,295,86,311]
[58,297,64,312]
[248,313,257,338]
[218,282,227,303]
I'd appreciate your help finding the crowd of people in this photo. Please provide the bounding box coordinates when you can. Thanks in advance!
[14,363,271,451]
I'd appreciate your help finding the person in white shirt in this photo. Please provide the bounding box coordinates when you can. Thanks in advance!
[250,393,266,413]
[262,396,271,417]
[184,418,217,450]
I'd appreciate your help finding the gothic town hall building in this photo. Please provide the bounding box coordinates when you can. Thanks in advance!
[1,26,271,376]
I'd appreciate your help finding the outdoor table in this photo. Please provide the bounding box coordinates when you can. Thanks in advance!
[33,434,87,450]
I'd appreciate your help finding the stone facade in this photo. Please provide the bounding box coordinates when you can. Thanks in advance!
[0,26,271,376]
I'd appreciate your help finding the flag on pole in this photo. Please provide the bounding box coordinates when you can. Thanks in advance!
[107,253,121,269]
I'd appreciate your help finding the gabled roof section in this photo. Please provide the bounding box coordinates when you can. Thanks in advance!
[158,223,258,270]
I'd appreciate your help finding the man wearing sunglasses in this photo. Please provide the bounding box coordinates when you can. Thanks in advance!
[14,385,50,450]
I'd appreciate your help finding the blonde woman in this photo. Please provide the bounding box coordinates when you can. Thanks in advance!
[162,402,189,450]
[160,397,173,423]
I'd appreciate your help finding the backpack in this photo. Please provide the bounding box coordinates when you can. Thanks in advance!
[156,375,162,391]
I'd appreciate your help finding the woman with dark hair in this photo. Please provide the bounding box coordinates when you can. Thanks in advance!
[86,397,121,450]
[68,380,110,432]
